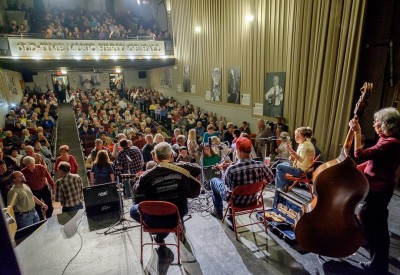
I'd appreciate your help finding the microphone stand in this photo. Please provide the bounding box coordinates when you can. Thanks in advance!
[104,158,137,235]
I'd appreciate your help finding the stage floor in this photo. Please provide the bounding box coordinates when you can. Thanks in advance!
[14,189,400,275]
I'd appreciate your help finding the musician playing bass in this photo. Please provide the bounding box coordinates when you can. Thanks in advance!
[130,142,201,244]
[209,137,274,220]
[349,107,400,274]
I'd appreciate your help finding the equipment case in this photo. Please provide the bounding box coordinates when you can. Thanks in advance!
[257,190,308,243]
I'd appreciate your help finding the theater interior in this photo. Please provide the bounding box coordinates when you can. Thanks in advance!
[0,0,400,274]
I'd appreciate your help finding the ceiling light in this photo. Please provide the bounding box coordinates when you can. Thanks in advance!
[115,68,121,73]
[61,70,67,74]
[246,15,254,22]
[194,26,201,33]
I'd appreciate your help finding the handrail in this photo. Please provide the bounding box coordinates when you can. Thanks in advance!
[0,33,173,41]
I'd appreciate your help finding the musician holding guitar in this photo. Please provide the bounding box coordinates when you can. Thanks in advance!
[349,107,400,274]
[130,142,201,244]
[264,75,284,117]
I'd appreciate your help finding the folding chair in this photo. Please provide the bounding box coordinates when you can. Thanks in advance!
[138,201,183,264]
[222,181,267,241]
[286,154,321,193]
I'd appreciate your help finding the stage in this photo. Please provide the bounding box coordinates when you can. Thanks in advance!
[14,189,400,275]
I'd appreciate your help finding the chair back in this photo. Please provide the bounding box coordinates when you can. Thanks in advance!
[231,181,265,197]
[138,201,180,218]
[306,154,321,173]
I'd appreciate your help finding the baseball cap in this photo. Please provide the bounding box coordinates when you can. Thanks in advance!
[236,137,252,153]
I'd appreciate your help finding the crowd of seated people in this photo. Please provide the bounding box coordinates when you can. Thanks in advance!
[38,8,170,40]
[71,86,295,185]
[0,89,58,209]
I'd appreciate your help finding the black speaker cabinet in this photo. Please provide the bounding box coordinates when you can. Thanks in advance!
[83,183,119,217]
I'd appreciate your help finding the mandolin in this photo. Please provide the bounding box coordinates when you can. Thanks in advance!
[294,82,372,258]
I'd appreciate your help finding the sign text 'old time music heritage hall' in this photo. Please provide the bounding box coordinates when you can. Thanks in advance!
[7,38,166,59]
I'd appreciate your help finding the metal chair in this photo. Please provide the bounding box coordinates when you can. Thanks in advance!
[138,201,182,264]
[222,181,267,241]
[285,154,321,193]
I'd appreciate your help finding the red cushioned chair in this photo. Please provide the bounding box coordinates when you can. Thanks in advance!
[138,201,182,264]
[285,154,321,193]
[222,181,267,241]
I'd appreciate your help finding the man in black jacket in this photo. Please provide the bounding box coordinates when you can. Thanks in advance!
[130,142,201,244]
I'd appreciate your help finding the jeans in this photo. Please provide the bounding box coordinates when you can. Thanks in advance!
[275,162,304,189]
[62,202,83,213]
[15,209,40,229]
[130,203,187,241]
[123,179,132,199]
[210,178,227,216]
[31,185,53,220]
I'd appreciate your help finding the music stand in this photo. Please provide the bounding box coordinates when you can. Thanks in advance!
[104,160,137,235]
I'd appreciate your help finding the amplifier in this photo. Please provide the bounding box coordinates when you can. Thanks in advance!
[83,183,119,217]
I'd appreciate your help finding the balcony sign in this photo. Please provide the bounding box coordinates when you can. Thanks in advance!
[7,38,165,59]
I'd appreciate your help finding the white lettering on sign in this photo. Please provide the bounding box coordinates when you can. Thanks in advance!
[8,38,166,59]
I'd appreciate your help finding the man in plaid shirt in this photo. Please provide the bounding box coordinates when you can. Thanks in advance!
[55,161,83,213]
[117,139,144,198]
[209,137,274,219]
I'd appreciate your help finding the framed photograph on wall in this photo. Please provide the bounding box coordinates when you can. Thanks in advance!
[263,72,285,117]
[227,67,240,104]
[210,68,221,101]
[183,65,190,92]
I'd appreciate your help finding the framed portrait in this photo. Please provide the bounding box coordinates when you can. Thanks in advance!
[227,67,240,104]
[263,72,285,117]
[161,68,172,88]
[183,65,190,92]
[210,68,222,101]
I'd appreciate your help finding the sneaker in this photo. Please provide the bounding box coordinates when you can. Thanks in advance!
[209,209,223,220]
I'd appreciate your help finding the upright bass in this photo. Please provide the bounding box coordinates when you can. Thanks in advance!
[295,82,373,258]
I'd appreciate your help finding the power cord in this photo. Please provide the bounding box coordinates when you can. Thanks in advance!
[61,213,85,275]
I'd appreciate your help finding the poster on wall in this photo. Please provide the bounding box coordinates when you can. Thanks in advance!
[5,72,18,95]
[263,72,285,117]
[80,73,100,90]
[227,67,240,104]
[183,65,190,92]
[161,68,172,88]
[210,68,222,101]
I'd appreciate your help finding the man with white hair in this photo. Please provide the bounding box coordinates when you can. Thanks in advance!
[21,156,55,219]
[20,145,46,169]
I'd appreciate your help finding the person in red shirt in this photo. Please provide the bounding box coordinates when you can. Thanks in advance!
[54,145,79,174]
[349,107,400,274]
[21,156,55,220]
[134,133,146,149]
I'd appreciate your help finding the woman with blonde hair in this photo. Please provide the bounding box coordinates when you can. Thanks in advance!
[90,150,115,185]
[275,127,315,190]
[153,133,164,144]
[187,129,199,163]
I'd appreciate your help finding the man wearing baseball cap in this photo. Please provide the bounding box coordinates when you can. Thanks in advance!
[209,137,274,219]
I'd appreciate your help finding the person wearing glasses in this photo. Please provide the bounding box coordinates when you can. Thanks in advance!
[349,107,400,274]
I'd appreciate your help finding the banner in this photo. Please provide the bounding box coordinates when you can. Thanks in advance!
[8,38,166,59]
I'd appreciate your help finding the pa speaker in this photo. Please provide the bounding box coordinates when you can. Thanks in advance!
[83,183,119,217]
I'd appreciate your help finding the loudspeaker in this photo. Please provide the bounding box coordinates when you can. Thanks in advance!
[22,74,34,83]
[83,183,120,217]
[138,71,147,79]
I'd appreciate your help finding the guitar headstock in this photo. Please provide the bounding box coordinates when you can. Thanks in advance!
[354,82,373,117]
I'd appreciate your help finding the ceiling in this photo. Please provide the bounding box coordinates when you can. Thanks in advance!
[0,57,176,75]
